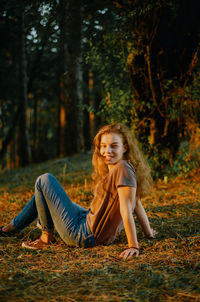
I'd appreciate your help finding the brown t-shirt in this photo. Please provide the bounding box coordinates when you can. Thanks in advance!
[86,160,137,245]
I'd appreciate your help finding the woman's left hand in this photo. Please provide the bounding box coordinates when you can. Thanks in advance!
[119,247,139,260]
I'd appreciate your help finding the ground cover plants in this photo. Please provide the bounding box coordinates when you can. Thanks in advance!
[0,153,199,302]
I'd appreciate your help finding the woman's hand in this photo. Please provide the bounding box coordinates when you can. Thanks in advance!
[146,228,158,239]
[119,247,139,260]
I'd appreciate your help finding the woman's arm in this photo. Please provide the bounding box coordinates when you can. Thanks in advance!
[118,186,139,259]
[134,199,157,238]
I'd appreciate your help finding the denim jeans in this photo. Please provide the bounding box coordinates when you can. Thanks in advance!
[12,173,96,248]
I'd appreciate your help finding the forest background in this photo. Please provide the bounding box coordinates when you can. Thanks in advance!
[0,1,200,301]
[0,0,200,178]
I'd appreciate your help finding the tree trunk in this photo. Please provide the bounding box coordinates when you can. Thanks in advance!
[18,5,32,166]
[57,0,84,156]
[0,106,21,160]
[33,97,40,162]
[56,0,68,157]
[76,56,85,152]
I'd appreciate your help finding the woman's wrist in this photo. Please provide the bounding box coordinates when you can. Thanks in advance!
[128,246,139,250]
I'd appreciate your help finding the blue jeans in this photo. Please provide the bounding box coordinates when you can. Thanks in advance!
[12,173,96,248]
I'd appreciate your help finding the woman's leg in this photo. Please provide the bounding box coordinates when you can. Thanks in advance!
[1,196,38,235]
[34,173,90,246]
[11,196,38,231]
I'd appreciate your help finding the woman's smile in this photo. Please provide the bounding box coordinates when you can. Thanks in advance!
[100,133,126,169]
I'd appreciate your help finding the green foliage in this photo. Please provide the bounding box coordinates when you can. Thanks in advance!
[97,90,133,126]
[164,141,200,177]
[145,139,200,180]
[1,0,200,176]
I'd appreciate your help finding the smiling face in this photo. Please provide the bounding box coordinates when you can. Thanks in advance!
[100,133,127,170]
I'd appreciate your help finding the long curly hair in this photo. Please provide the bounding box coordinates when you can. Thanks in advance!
[92,123,153,198]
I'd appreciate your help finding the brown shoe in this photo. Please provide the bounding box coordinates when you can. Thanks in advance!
[22,238,50,250]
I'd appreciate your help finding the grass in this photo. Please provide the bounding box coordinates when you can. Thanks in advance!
[0,153,200,302]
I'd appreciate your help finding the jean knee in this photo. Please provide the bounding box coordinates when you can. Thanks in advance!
[35,173,53,190]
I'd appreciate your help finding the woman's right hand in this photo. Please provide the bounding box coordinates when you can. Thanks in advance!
[119,247,139,260]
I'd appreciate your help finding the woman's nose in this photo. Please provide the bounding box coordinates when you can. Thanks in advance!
[105,145,112,153]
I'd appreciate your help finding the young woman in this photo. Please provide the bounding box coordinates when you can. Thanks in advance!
[0,124,156,259]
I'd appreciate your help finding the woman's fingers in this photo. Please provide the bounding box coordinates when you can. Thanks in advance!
[146,228,158,239]
[152,229,158,238]
[119,248,139,259]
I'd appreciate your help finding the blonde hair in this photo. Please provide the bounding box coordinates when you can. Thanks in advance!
[92,123,153,198]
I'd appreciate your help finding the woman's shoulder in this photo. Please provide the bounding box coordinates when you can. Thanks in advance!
[113,160,137,187]
[112,160,136,178]
[115,160,135,172]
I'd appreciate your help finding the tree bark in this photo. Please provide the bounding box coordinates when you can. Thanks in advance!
[0,106,21,160]
[18,5,32,166]
[76,55,85,152]
[56,0,68,157]
[57,0,84,156]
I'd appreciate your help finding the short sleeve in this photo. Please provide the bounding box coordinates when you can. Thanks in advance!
[114,160,137,188]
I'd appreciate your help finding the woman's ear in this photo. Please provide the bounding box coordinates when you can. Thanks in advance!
[123,144,128,153]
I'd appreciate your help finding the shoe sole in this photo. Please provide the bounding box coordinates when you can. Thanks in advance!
[22,242,39,250]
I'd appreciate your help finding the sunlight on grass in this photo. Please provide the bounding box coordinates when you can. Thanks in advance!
[0,154,199,301]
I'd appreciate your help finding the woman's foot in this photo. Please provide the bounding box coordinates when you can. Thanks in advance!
[0,225,18,237]
[40,231,54,243]
[22,231,55,250]
[22,238,50,250]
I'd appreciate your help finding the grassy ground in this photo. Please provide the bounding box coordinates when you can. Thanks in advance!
[0,153,199,302]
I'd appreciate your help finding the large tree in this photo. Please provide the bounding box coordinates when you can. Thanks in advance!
[56,0,85,157]
[18,1,32,166]
[0,0,32,166]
